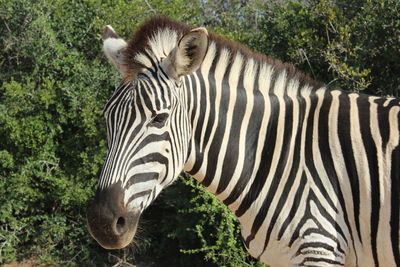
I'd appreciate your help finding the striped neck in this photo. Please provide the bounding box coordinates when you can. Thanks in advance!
[182,39,321,212]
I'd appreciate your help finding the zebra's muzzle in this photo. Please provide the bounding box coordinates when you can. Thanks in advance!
[86,182,140,249]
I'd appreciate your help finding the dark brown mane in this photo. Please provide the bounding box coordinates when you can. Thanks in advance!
[124,16,192,80]
[124,16,321,89]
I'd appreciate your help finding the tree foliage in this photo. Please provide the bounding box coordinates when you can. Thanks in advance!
[0,0,399,266]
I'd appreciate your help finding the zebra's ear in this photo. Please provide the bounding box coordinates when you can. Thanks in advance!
[165,27,208,79]
[103,25,128,75]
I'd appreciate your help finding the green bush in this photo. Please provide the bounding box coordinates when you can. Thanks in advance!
[137,176,265,267]
[1,0,114,264]
[246,0,400,95]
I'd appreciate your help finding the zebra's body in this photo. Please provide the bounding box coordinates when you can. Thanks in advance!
[87,17,400,267]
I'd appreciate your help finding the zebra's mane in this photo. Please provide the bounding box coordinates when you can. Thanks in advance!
[124,16,321,90]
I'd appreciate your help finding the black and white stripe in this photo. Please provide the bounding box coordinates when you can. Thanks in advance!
[98,20,400,266]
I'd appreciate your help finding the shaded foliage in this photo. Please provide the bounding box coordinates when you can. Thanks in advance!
[245,0,400,94]
[0,0,399,266]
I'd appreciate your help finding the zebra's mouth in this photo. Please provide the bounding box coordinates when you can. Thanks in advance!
[87,209,139,249]
[86,182,140,249]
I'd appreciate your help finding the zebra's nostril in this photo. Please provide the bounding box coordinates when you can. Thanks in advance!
[115,216,126,235]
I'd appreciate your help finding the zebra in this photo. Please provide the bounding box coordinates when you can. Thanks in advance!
[86,17,400,267]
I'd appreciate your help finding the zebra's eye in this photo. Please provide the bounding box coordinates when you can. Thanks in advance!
[151,113,168,125]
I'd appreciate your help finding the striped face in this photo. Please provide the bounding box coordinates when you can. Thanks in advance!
[87,25,208,249]
[86,66,188,250]
[100,73,185,211]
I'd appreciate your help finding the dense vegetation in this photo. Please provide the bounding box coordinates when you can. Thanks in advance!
[1,0,399,266]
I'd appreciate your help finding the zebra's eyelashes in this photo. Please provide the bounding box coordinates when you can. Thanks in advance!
[150,112,169,126]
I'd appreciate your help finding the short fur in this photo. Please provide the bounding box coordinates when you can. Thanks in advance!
[123,16,322,89]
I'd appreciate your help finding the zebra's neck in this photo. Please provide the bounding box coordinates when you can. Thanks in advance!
[182,40,321,213]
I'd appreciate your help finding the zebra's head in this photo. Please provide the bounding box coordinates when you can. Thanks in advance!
[86,22,208,249]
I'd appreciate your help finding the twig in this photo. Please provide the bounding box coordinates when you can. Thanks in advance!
[300,48,317,79]
[109,253,136,267]
[64,248,83,266]
[143,0,156,14]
